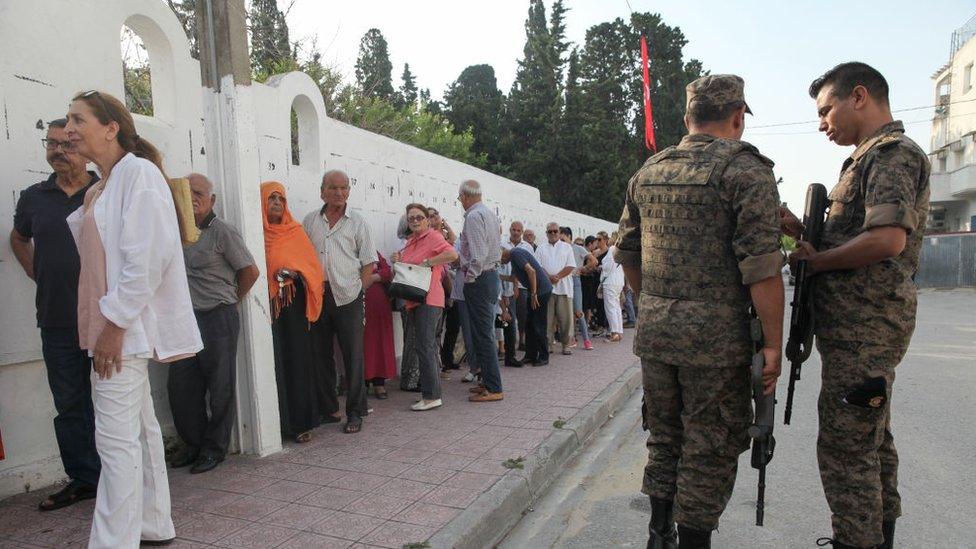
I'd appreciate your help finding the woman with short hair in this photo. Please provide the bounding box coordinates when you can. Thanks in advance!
[392,203,458,411]
[65,90,202,548]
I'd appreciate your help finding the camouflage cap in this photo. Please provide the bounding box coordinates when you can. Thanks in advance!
[686,74,753,115]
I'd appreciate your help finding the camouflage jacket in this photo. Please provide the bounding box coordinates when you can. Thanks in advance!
[616,134,783,367]
[814,121,930,348]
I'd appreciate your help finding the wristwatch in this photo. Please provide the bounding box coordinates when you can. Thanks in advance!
[422,259,432,268]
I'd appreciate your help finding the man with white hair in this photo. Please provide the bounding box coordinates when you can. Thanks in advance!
[168,173,259,474]
[457,180,504,402]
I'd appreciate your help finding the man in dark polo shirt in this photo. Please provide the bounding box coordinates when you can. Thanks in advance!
[168,173,259,474]
[500,246,553,367]
[10,118,100,511]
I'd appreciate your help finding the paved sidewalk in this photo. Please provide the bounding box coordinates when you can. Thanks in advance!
[0,331,638,548]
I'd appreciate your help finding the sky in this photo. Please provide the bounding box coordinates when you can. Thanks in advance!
[285,0,976,212]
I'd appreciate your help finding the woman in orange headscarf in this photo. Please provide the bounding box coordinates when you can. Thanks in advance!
[261,181,324,443]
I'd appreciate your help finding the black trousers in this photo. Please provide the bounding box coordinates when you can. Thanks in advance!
[313,285,368,418]
[502,305,517,362]
[521,292,551,363]
[168,304,239,459]
[40,327,101,487]
[272,279,320,437]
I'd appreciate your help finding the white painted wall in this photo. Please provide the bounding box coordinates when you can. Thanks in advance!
[0,0,616,498]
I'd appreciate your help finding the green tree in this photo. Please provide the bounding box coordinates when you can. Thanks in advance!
[250,0,292,78]
[355,28,395,100]
[166,0,198,58]
[395,63,418,109]
[443,64,506,171]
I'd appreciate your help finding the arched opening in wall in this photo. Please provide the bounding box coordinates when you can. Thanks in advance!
[289,94,320,169]
[121,25,153,116]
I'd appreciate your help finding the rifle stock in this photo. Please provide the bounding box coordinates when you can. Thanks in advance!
[749,315,775,526]
[783,183,829,425]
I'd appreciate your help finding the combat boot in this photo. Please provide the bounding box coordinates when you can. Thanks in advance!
[676,525,711,549]
[646,497,677,549]
[880,519,895,549]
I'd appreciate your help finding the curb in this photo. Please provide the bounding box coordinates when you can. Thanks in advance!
[426,360,643,549]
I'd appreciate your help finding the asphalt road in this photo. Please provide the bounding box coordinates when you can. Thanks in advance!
[500,288,976,548]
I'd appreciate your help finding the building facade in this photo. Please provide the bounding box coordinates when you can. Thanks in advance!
[929,14,976,233]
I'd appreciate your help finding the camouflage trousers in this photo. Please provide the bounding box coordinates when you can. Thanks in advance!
[640,357,751,531]
[817,338,904,547]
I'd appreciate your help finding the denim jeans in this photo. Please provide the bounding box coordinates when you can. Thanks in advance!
[463,270,502,393]
[573,276,590,342]
[40,327,101,487]
[407,304,443,400]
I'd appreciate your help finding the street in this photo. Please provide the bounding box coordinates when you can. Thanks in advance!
[501,288,976,548]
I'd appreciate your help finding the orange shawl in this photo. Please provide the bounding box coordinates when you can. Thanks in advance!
[261,181,324,322]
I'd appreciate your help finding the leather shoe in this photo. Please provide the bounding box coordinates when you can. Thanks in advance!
[532,359,549,366]
[469,391,504,402]
[504,359,524,367]
[190,454,223,474]
[170,448,198,469]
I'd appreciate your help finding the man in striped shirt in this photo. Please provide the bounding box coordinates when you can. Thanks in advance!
[303,170,378,434]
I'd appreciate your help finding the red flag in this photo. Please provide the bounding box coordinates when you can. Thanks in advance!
[640,35,657,153]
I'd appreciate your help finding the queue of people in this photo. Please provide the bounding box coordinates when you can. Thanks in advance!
[8,89,632,548]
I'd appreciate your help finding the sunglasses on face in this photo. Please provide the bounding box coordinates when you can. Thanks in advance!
[546,230,558,234]
[42,138,76,152]
[408,215,427,222]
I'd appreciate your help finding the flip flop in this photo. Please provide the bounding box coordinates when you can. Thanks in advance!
[294,431,312,443]
[38,482,96,512]
[342,416,363,434]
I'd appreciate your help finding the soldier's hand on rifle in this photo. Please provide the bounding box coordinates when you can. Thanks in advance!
[761,346,782,395]
[788,241,819,272]
[779,206,804,239]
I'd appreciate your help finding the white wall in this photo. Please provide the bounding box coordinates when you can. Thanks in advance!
[0,0,616,498]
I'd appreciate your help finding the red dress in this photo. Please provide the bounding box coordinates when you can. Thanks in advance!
[364,253,397,381]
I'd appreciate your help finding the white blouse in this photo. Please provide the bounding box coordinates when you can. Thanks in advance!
[68,153,202,360]
[600,246,625,288]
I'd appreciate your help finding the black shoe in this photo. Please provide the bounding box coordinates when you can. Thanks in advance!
[504,359,524,368]
[190,454,223,474]
[623,321,636,329]
[38,481,97,512]
[170,448,199,469]
[677,525,710,549]
[140,537,175,546]
[532,359,549,366]
[880,519,895,549]
[647,497,677,549]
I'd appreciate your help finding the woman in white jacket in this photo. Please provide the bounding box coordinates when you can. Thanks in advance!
[66,90,202,548]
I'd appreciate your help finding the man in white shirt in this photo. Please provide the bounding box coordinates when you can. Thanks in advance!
[534,222,576,355]
[302,170,377,434]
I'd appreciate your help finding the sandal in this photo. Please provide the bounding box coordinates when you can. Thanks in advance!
[375,388,388,400]
[342,416,363,434]
[294,431,312,443]
[38,481,96,512]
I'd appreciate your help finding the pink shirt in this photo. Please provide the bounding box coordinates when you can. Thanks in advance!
[400,228,453,309]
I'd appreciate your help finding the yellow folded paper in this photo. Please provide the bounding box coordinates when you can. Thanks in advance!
[168,177,201,246]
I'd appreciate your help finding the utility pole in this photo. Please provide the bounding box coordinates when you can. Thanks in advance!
[195,0,282,456]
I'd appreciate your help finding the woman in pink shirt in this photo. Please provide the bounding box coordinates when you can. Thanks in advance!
[392,203,458,411]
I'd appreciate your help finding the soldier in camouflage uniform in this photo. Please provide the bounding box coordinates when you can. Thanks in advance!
[616,75,785,549]
[792,62,930,549]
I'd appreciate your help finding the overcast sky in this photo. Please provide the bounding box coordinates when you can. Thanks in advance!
[286,0,975,212]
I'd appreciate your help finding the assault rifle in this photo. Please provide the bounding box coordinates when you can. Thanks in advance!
[783,183,829,425]
[749,314,775,527]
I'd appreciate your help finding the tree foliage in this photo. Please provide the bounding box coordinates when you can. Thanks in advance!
[355,28,395,101]
[443,64,506,171]
[250,0,292,78]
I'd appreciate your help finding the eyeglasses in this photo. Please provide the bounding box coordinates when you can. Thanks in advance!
[545,229,558,234]
[42,138,76,152]
[79,90,113,121]
[407,215,427,222]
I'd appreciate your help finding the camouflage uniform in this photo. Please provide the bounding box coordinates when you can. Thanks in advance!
[814,121,930,547]
[615,75,783,532]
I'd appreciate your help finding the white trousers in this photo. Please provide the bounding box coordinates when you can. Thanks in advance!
[603,285,624,335]
[89,358,174,548]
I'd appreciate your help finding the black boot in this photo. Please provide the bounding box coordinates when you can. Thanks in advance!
[880,519,895,549]
[677,525,711,549]
[646,497,677,549]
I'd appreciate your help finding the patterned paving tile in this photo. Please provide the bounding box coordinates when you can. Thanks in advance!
[251,480,320,503]
[347,494,414,520]
[275,531,352,549]
[210,495,286,521]
[329,472,391,492]
[441,471,503,492]
[358,521,436,549]
[213,521,297,549]
[287,466,346,486]
[260,503,332,529]
[395,465,457,485]
[420,485,482,509]
[393,501,460,527]
[373,478,436,501]
[177,514,249,544]
[299,487,364,511]
[308,511,384,541]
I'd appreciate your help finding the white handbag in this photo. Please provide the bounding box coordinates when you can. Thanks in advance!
[389,262,433,303]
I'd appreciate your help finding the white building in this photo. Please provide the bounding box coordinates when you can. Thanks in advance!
[0,0,617,498]
[929,14,976,233]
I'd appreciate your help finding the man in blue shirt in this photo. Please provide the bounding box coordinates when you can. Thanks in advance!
[501,247,553,366]
[10,119,100,511]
